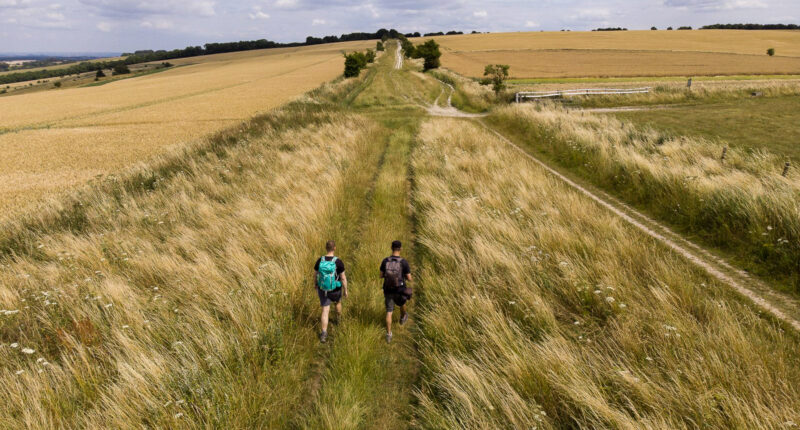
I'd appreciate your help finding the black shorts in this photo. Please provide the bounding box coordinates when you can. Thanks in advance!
[384,292,408,312]
[318,288,342,307]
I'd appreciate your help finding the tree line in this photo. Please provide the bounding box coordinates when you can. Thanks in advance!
[0,28,460,86]
[701,23,799,30]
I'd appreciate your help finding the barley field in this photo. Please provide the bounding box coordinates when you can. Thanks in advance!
[422,30,800,78]
[0,41,372,214]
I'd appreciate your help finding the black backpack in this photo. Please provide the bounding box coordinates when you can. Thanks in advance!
[385,257,403,289]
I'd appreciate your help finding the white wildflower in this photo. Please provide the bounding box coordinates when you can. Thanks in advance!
[508,301,516,305]
[104,303,113,308]
[122,325,130,329]
[176,399,185,405]
[21,348,35,354]
[593,290,602,295]
[10,343,19,348]
[605,297,615,303]
[163,400,172,407]
[5,310,19,315]
[15,370,24,375]
[619,303,627,309]
[574,321,580,325]
[646,356,653,361]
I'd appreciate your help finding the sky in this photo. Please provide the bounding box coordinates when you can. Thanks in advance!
[0,0,797,54]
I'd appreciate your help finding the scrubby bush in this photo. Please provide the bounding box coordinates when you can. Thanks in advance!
[113,64,131,75]
[767,48,776,56]
[481,64,510,95]
[365,49,376,63]
[414,40,441,71]
[343,51,368,78]
[54,81,62,88]
[376,41,384,51]
[96,69,106,79]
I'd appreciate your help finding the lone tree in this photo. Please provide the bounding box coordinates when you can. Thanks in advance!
[96,69,106,79]
[767,48,776,56]
[481,64,510,95]
[415,39,442,71]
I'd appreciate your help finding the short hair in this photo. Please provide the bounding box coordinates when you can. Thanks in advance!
[391,240,402,251]
[326,240,336,252]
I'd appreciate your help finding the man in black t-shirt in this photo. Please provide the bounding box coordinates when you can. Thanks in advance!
[379,240,412,344]
[314,240,347,343]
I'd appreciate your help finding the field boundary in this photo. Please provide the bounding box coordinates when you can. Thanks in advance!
[477,120,800,332]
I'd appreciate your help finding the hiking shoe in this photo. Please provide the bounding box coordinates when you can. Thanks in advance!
[320,331,328,343]
[386,332,393,344]
[399,313,409,326]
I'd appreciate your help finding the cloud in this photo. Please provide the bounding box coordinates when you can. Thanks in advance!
[274,0,298,8]
[0,0,31,8]
[473,10,487,18]
[79,0,216,18]
[248,6,270,20]
[96,21,111,32]
[525,20,539,28]
[140,18,174,29]
[312,18,326,25]
[663,0,767,10]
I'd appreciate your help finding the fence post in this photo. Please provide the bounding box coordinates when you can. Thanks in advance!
[783,162,791,177]
[687,78,692,88]
[720,146,727,162]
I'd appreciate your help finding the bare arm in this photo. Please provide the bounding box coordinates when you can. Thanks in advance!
[341,272,348,297]
[405,273,413,282]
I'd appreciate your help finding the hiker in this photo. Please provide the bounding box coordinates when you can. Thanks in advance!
[314,240,347,343]
[380,240,412,343]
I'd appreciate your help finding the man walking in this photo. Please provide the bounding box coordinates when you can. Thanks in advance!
[380,240,412,343]
[314,240,347,343]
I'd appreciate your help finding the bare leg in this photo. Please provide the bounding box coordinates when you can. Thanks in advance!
[399,305,407,318]
[386,311,393,335]
[335,302,343,318]
[321,305,331,333]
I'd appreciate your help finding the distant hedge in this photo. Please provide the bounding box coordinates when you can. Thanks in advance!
[701,23,800,30]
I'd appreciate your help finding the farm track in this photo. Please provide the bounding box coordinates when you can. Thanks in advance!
[478,122,800,331]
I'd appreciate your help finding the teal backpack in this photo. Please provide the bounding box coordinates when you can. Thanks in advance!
[317,257,342,291]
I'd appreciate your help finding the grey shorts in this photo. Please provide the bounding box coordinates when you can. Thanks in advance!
[384,293,408,312]
[318,288,342,307]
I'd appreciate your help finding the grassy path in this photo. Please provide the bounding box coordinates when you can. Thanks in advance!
[290,42,425,429]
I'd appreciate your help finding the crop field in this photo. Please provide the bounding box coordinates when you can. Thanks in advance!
[0,41,372,214]
[1,39,800,428]
[422,30,800,78]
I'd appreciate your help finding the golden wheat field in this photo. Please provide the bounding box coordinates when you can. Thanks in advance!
[421,30,800,78]
[0,41,372,213]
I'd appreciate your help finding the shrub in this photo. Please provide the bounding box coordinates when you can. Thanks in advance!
[365,49,376,63]
[415,39,442,71]
[376,41,384,52]
[667,26,673,30]
[162,62,174,67]
[678,26,692,30]
[651,26,658,30]
[481,64,510,96]
[113,64,131,75]
[343,51,368,78]
[96,69,106,79]
[767,48,776,56]
[54,81,62,88]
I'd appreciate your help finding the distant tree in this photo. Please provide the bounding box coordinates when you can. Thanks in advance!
[53,81,62,88]
[113,64,131,75]
[96,69,106,79]
[161,62,173,67]
[376,41,385,51]
[678,26,692,30]
[0,62,8,71]
[667,26,673,30]
[481,64,510,95]
[767,48,776,56]
[651,26,658,30]
[415,39,442,71]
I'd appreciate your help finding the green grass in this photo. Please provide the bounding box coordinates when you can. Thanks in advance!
[612,95,800,161]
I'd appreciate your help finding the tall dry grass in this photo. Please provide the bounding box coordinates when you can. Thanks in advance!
[487,103,800,292]
[413,118,800,428]
[0,88,385,427]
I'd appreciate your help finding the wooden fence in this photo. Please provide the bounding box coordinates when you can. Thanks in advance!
[515,87,651,103]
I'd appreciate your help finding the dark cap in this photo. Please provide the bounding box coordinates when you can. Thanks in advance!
[391,240,402,250]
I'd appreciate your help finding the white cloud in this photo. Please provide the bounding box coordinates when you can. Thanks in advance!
[79,0,216,18]
[525,20,539,28]
[312,18,326,25]
[663,0,766,10]
[473,10,487,18]
[0,0,31,8]
[97,21,111,32]
[274,0,298,8]
[248,7,270,20]
[357,3,380,18]
[140,18,174,29]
